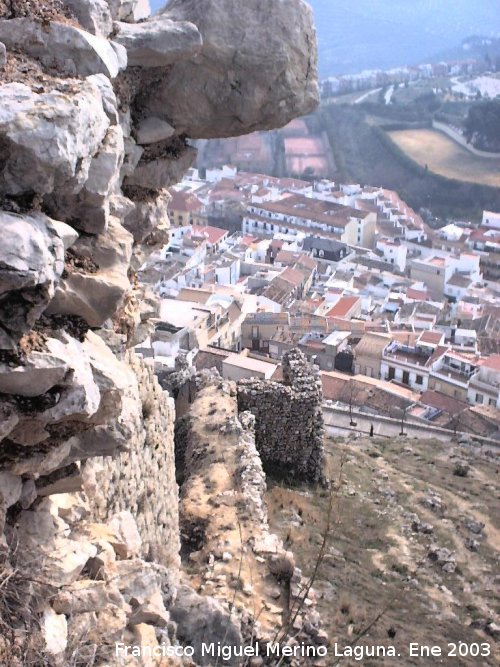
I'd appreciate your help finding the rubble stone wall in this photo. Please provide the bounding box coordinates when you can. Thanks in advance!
[87,352,180,571]
[177,379,325,664]
[237,348,325,483]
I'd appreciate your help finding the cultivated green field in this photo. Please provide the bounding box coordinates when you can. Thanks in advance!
[389,128,500,187]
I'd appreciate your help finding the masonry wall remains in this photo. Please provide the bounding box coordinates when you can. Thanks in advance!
[237,348,325,483]
[87,352,180,571]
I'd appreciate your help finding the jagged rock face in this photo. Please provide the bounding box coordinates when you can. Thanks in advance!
[46,217,133,326]
[0,1,319,662]
[0,18,126,78]
[0,81,110,196]
[108,0,151,23]
[62,0,114,37]
[0,212,73,348]
[122,188,171,244]
[146,0,319,138]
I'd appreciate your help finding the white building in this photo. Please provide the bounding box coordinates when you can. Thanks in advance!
[376,238,407,271]
[467,355,500,408]
[380,340,434,391]
[222,352,276,381]
[438,223,465,242]
[482,210,500,230]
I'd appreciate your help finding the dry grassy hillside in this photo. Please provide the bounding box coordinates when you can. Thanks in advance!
[267,435,500,666]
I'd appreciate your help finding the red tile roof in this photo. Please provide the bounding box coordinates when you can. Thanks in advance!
[325,296,360,319]
[240,235,257,246]
[192,225,228,245]
[281,266,306,287]
[168,189,203,213]
[407,287,428,300]
[480,354,500,371]
[420,390,468,415]
[418,330,444,345]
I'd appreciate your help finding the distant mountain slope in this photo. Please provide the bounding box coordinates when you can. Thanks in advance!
[149,1,500,77]
[309,0,500,76]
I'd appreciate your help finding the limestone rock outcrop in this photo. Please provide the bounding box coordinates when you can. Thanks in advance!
[0,18,125,78]
[0,0,319,662]
[108,0,151,23]
[0,212,78,348]
[114,15,203,67]
[147,0,319,138]
[0,80,110,196]
[62,0,114,37]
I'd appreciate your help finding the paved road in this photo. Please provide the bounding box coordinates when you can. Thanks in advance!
[354,87,382,104]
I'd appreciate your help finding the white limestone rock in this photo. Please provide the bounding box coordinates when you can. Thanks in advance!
[42,607,68,659]
[171,585,243,666]
[67,605,128,644]
[62,0,113,37]
[110,40,128,71]
[0,403,19,441]
[128,590,169,626]
[46,125,125,234]
[0,212,68,348]
[113,16,202,67]
[120,137,144,180]
[136,117,176,145]
[0,41,6,68]
[15,510,98,586]
[20,479,37,508]
[9,440,72,477]
[109,194,136,221]
[61,346,142,464]
[108,510,142,558]
[40,333,102,423]
[87,73,120,125]
[109,0,151,22]
[0,81,109,196]
[0,349,69,398]
[49,220,80,251]
[84,331,135,400]
[83,123,124,195]
[0,19,123,78]
[144,0,319,138]
[0,331,134,462]
[36,465,84,497]
[113,559,166,605]
[46,218,133,327]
